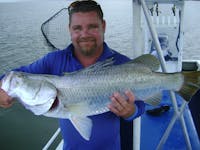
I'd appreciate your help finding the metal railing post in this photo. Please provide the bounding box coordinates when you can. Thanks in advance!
[42,128,61,150]
[139,0,192,149]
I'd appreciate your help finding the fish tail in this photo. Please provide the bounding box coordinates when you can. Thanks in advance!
[178,71,200,102]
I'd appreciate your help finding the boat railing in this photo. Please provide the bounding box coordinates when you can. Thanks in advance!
[139,0,192,149]
[42,128,61,150]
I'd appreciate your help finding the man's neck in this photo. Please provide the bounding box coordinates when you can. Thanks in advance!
[76,53,101,67]
[74,48,103,67]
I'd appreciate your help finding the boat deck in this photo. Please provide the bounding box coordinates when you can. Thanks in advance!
[141,91,200,149]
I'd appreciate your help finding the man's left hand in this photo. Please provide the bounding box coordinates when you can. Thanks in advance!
[108,90,136,119]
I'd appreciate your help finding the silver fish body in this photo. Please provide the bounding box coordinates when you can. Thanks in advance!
[2,54,198,140]
[49,60,182,117]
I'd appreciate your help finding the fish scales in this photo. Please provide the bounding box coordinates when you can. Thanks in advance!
[2,54,200,141]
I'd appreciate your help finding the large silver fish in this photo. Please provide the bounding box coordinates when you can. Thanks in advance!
[1,54,200,140]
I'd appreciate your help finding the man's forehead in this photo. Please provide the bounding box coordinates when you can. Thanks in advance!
[70,11,101,24]
[72,11,99,19]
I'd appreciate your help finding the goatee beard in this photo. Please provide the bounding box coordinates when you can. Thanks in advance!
[78,38,97,57]
[80,47,97,57]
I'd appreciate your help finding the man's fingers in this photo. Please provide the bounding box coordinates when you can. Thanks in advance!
[112,92,128,109]
[125,90,135,103]
[108,104,120,116]
[0,88,14,108]
[108,90,136,118]
[1,98,13,108]
[109,96,123,112]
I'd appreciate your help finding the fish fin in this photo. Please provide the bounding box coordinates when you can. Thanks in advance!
[178,71,200,102]
[63,58,114,76]
[131,54,160,71]
[69,115,92,141]
[65,102,93,140]
[145,93,162,106]
[84,57,114,71]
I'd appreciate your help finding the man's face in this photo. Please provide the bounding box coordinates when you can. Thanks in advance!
[69,11,106,57]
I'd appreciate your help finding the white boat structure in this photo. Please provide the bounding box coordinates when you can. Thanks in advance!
[40,0,200,149]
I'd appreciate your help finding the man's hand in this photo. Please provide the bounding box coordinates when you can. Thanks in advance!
[0,82,14,108]
[108,90,136,119]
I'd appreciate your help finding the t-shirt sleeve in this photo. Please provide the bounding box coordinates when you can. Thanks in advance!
[14,54,51,74]
[124,100,145,121]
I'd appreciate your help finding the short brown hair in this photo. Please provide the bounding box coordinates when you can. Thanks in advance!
[68,0,104,22]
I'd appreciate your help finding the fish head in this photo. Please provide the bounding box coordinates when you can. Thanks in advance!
[1,71,23,96]
[2,71,57,115]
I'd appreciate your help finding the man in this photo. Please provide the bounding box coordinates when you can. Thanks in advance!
[0,0,145,149]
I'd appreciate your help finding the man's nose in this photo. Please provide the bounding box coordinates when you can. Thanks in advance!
[80,28,91,37]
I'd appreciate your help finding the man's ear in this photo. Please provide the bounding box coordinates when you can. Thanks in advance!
[102,19,106,33]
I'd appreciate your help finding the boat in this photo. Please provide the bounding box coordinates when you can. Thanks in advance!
[0,0,199,149]
[41,0,200,149]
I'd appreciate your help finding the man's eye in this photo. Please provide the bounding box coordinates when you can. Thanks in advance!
[89,25,98,29]
[73,26,81,31]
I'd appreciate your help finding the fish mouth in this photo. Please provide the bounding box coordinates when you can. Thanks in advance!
[1,72,13,92]
[49,97,59,110]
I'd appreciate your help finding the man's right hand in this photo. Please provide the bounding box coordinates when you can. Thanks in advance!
[0,82,14,108]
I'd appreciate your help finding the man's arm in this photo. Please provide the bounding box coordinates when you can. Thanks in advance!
[0,81,14,108]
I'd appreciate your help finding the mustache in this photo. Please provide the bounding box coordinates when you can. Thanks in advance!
[78,37,95,42]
